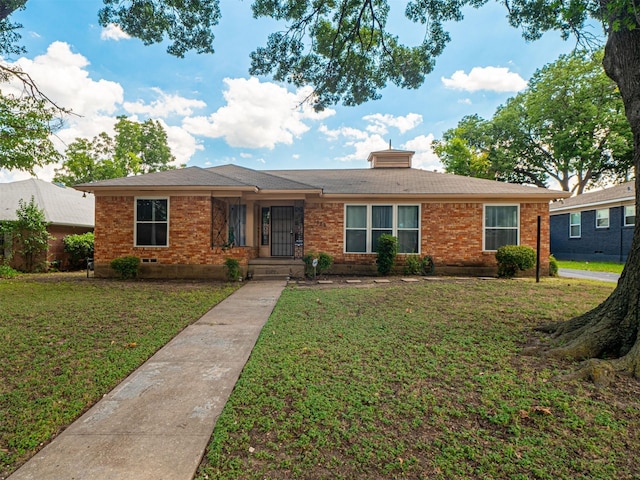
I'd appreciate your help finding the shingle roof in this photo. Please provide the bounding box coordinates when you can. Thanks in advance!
[75,166,251,189]
[263,168,567,197]
[75,164,568,199]
[550,181,635,212]
[0,179,94,227]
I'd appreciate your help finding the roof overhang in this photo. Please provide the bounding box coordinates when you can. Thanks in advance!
[550,196,635,214]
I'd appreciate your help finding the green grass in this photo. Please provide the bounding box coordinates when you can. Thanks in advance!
[196,278,640,480]
[0,274,239,477]
[556,260,625,274]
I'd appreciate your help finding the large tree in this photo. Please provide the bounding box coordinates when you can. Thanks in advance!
[436,50,633,194]
[53,117,177,186]
[2,1,640,380]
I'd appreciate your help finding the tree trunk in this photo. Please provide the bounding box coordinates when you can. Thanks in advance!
[539,9,640,382]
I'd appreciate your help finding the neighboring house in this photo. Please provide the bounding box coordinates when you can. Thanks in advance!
[550,181,636,263]
[75,149,568,279]
[0,179,95,270]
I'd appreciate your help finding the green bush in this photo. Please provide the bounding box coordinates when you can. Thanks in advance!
[224,257,241,281]
[495,245,536,278]
[421,255,435,275]
[549,254,558,277]
[303,252,334,277]
[376,234,398,276]
[110,256,141,279]
[0,264,18,278]
[63,232,94,269]
[403,255,422,275]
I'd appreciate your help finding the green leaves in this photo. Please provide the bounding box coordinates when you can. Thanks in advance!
[98,0,221,58]
[53,116,177,186]
[435,49,633,193]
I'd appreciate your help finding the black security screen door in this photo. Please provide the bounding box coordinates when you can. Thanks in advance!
[271,206,294,256]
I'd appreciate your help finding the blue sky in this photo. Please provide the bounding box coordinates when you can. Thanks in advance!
[1,0,595,183]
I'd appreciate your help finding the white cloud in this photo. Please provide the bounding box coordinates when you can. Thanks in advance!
[10,41,124,117]
[402,134,443,171]
[183,77,335,149]
[124,88,207,118]
[362,113,423,135]
[319,125,370,142]
[441,66,527,92]
[159,120,202,167]
[101,23,131,41]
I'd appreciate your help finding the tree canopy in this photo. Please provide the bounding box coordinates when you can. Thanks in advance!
[53,116,177,186]
[435,50,633,194]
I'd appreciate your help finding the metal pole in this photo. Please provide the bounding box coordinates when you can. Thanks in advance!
[536,216,541,283]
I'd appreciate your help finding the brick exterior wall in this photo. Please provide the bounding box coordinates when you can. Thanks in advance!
[303,201,549,272]
[94,195,551,277]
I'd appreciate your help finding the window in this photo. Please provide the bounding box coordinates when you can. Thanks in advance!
[229,204,247,246]
[135,198,168,246]
[624,205,636,227]
[596,208,609,228]
[345,205,367,253]
[569,212,581,238]
[484,205,519,251]
[261,208,270,245]
[344,204,420,254]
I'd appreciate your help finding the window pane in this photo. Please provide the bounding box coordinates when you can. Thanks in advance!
[372,206,392,229]
[229,205,247,246]
[485,228,517,251]
[596,209,609,227]
[137,199,167,221]
[570,225,581,238]
[346,230,367,253]
[346,206,367,229]
[486,206,517,228]
[570,212,580,225]
[398,206,418,229]
[625,206,635,226]
[398,230,419,253]
[137,223,168,246]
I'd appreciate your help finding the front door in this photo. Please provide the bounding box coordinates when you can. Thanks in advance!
[271,206,294,256]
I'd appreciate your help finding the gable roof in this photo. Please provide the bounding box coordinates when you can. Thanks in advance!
[550,181,635,213]
[75,164,568,200]
[0,179,94,227]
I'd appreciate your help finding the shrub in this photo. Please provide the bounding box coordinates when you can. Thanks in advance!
[376,234,398,276]
[303,252,333,277]
[63,232,94,269]
[224,257,241,281]
[11,197,53,272]
[495,245,536,278]
[0,264,18,278]
[421,255,435,275]
[110,256,141,279]
[549,254,558,277]
[403,255,422,275]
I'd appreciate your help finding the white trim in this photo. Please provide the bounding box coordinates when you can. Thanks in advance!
[550,197,635,214]
[344,203,421,254]
[134,197,170,247]
[483,204,520,252]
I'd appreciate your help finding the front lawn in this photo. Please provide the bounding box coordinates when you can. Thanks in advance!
[0,274,239,478]
[556,260,625,274]
[197,278,640,480]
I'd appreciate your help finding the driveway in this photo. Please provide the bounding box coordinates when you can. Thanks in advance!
[559,268,620,283]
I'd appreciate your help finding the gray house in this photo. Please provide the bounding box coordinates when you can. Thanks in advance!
[550,182,635,262]
[0,179,95,270]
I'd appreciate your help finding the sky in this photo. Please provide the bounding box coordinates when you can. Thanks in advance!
[0,0,597,184]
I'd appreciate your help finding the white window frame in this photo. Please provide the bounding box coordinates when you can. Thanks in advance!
[596,208,609,229]
[134,197,169,247]
[483,204,520,252]
[624,205,635,227]
[569,212,581,238]
[344,204,421,254]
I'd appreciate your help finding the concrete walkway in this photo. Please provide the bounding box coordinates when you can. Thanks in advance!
[8,281,287,480]
[559,268,621,283]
